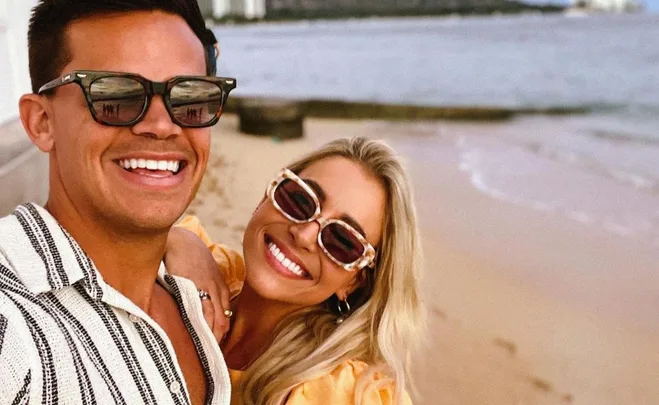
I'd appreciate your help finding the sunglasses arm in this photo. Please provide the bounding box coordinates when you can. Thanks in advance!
[37,72,77,94]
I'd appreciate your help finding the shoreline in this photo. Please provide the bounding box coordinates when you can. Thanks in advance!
[208,4,566,25]
[225,96,593,122]
[209,10,649,27]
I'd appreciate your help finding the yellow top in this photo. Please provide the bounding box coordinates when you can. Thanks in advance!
[177,216,245,300]
[176,216,412,405]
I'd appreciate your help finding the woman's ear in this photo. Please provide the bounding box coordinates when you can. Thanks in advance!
[335,271,367,301]
[19,94,55,152]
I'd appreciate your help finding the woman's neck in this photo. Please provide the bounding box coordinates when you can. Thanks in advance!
[221,284,303,371]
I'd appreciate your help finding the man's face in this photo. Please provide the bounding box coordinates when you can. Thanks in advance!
[45,11,209,233]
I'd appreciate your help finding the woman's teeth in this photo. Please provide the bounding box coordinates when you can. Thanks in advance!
[268,241,307,277]
[118,159,181,173]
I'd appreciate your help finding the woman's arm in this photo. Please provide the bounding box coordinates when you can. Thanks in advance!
[165,225,232,342]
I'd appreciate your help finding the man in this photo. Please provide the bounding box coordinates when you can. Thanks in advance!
[0,1,236,403]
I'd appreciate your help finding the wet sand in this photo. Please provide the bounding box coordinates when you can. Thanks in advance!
[188,114,659,405]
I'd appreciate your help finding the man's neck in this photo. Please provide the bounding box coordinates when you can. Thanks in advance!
[46,199,167,311]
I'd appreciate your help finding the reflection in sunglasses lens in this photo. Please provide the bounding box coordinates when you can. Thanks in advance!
[275,179,317,221]
[90,77,146,124]
[321,223,364,264]
[170,80,224,126]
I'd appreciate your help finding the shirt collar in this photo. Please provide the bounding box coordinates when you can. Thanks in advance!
[0,203,104,299]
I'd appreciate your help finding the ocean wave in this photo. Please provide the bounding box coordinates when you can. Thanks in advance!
[456,136,659,249]
[590,130,659,146]
[519,141,659,194]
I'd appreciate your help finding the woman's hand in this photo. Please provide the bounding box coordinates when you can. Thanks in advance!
[165,226,231,342]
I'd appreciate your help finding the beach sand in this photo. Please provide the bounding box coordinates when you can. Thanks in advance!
[187,115,659,405]
[3,113,655,404]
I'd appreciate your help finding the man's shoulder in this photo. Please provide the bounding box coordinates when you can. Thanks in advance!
[0,203,94,296]
[0,287,35,364]
[0,256,42,341]
[0,204,36,262]
[0,204,25,232]
[0,219,45,297]
[0,244,24,293]
[0,209,22,251]
[0,292,37,403]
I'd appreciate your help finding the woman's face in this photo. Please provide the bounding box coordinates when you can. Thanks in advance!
[242,156,386,309]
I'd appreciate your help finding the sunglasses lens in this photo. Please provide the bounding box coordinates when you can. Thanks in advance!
[90,77,146,124]
[321,223,365,265]
[274,179,317,221]
[170,80,224,126]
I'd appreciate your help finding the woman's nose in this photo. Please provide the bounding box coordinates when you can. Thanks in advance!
[288,220,320,253]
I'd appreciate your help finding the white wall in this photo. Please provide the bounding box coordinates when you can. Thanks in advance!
[579,0,637,11]
[0,0,37,125]
[212,0,231,18]
[245,0,266,19]
[212,0,265,19]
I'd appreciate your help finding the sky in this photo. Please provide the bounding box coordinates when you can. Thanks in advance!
[527,0,658,11]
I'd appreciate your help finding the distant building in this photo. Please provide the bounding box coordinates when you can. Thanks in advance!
[202,0,559,20]
[571,0,643,12]
[210,0,266,19]
[264,0,534,18]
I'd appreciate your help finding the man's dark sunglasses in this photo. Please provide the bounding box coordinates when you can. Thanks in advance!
[38,70,237,128]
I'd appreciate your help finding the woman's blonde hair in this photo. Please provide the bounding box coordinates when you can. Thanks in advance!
[240,137,424,405]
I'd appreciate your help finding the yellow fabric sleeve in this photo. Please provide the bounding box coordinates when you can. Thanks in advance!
[176,216,245,300]
[285,360,413,405]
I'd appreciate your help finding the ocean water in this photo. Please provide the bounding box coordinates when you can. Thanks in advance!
[213,13,659,248]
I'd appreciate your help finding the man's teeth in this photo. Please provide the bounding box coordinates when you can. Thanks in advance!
[119,159,180,173]
[268,242,306,277]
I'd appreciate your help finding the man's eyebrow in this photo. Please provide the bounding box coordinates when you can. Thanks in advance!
[303,178,367,237]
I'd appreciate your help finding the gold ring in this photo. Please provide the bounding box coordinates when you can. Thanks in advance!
[223,309,233,318]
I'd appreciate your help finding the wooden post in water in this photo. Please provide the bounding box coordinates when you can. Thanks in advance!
[237,98,305,139]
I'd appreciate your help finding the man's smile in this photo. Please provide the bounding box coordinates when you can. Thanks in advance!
[111,153,191,188]
[118,158,183,176]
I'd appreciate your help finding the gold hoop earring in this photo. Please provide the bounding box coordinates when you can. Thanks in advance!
[336,300,351,324]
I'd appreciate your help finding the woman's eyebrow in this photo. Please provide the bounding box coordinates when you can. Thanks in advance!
[303,179,327,203]
[304,178,367,237]
[339,215,367,238]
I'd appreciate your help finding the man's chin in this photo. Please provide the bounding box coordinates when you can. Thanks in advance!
[105,202,189,234]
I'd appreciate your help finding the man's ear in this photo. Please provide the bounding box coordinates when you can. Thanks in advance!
[19,94,55,152]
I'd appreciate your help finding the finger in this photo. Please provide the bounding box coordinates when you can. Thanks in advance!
[206,285,229,342]
[215,283,232,334]
[211,296,230,341]
[216,283,231,317]
[200,296,215,333]
[213,315,229,343]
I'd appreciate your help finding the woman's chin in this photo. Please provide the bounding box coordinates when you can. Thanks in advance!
[244,269,323,309]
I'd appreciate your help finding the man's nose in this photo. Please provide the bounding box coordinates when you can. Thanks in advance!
[131,95,182,140]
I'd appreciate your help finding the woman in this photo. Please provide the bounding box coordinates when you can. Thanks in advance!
[167,137,424,405]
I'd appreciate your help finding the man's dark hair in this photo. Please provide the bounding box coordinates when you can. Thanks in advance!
[28,0,218,93]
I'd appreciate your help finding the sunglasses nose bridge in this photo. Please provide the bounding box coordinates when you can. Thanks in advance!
[131,82,182,133]
[151,81,168,95]
[313,215,328,228]
[144,81,168,107]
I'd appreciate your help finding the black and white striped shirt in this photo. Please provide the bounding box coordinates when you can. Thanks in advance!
[0,203,231,404]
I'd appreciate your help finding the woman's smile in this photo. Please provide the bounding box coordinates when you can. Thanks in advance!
[264,234,313,280]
